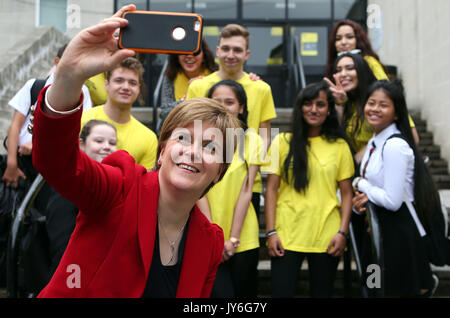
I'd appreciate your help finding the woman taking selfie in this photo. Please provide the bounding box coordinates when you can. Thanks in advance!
[31,5,240,298]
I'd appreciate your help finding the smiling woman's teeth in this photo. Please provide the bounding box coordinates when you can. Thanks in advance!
[178,164,199,173]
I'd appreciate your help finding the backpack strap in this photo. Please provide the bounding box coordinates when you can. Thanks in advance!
[3,78,48,151]
[381,133,406,159]
[28,78,47,116]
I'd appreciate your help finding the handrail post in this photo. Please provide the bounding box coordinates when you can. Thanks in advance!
[6,174,45,298]
[366,201,385,298]
[152,57,168,132]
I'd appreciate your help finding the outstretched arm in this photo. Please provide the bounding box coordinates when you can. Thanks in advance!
[45,5,136,116]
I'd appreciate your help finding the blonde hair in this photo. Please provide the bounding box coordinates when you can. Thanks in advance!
[155,98,241,184]
[219,24,250,49]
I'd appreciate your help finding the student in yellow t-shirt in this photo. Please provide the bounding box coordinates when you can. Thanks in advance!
[325,53,418,163]
[158,39,218,131]
[325,20,420,148]
[263,81,354,298]
[197,80,266,298]
[81,57,158,170]
[186,24,277,220]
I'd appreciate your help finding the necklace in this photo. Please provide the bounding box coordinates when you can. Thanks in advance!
[158,215,188,266]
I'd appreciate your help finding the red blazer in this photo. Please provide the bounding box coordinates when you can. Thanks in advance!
[32,86,224,298]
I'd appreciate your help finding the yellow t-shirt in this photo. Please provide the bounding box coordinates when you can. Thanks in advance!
[206,131,267,253]
[173,69,212,101]
[81,106,158,169]
[84,73,108,106]
[364,56,388,81]
[262,133,355,253]
[186,72,277,193]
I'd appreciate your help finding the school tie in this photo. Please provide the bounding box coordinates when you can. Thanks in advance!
[362,141,376,178]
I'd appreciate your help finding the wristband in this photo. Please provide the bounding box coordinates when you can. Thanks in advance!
[352,177,362,192]
[337,230,349,240]
[45,86,83,115]
[335,96,348,105]
[229,237,240,248]
[265,230,277,238]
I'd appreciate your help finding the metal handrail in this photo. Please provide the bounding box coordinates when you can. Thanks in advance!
[365,201,385,298]
[291,35,306,91]
[152,57,169,131]
[7,174,45,298]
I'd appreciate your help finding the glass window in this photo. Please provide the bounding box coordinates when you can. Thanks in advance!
[39,0,67,33]
[247,27,284,66]
[243,0,286,20]
[194,0,237,19]
[117,0,148,10]
[334,0,365,20]
[289,0,331,19]
[149,0,192,12]
[291,26,328,65]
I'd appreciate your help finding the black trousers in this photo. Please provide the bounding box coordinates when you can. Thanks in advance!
[211,248,259,298]
[271,251,339,298]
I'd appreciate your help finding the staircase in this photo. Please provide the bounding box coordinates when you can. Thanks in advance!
[255,108,450,298]
[0,26,69,154]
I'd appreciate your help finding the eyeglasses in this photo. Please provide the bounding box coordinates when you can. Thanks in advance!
[337,49,361,57]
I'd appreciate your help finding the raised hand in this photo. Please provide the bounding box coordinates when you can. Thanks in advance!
[323,75,347,105]
[47,5,137,112]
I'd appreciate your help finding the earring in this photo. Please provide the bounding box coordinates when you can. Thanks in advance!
[157,158,162,166]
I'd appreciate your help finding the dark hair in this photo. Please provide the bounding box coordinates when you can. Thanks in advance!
[332,52,377,148]
[365,80,441,229]
[80,119,117,143]
[57,44,68,59]
[165,39,218,81]
[282,81,347,192]
[326,19,385,79]
[207,80,248,130]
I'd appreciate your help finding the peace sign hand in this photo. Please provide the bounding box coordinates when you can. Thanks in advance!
[323,75,348,105]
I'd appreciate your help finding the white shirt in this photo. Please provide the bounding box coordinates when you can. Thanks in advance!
[8,73,92,146]
[357,123,415,211]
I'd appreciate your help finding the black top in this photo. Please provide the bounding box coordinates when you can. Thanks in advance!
[141,217,189,298]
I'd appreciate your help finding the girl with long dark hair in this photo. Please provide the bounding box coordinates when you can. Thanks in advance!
[326,19,388,81]
[264,81,354,297]
[353,79,439,297]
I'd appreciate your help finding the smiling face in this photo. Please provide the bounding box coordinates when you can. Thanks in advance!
[216,36,250,74]
[158,121,223,197]
[210,85,243,118]
[302,90,329,127]
[79,124,117,162]
[334,56,359,92]
[105,67,140,108]
[335,25,357,53]
[178,50,204,79]
[364,89,398,134]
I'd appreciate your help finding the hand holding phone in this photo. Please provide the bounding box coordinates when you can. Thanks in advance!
[119,11,203,55]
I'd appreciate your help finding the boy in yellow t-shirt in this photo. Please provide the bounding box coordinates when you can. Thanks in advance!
[186,24,276,216]
[81,58,157,169]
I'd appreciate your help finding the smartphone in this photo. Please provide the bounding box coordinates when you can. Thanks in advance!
[119,11,203,55]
